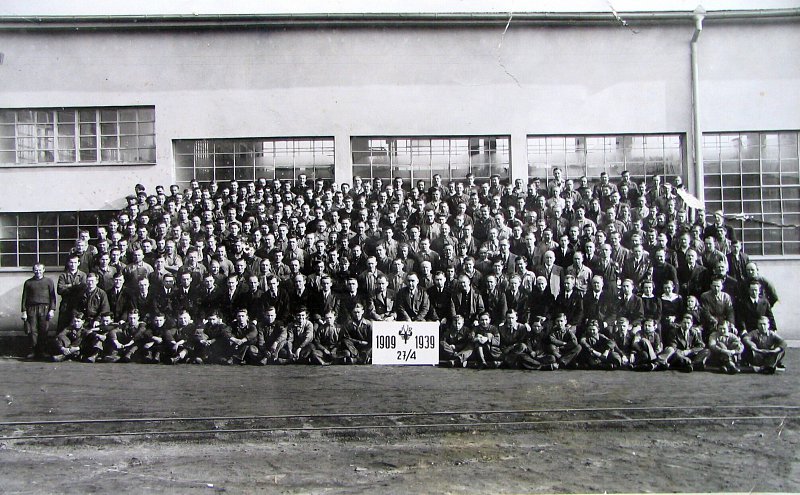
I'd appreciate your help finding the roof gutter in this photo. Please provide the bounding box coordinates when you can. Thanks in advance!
[0,9,797,31]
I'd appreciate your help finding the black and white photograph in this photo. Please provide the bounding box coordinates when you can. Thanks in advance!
[0,0,798,492]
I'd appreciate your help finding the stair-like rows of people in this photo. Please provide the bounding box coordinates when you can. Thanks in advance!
[21,170,786,372]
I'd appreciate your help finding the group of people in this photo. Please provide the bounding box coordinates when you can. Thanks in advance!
[19,169,786,373]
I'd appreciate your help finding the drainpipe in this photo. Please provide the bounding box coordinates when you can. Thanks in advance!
[691,6,706,211]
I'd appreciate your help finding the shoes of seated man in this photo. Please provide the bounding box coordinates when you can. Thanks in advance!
[723,364,740,374]
[25,353,36,360]
[540,363,559,371]
[51,355,66,362]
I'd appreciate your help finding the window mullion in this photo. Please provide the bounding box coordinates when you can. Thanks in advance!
[13,110,19,165]
[116,109,123,162]
[94,109,101,164]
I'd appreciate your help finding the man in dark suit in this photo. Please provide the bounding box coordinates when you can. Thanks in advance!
[535,250,563,299]
[650,248,679,297]
[395,273,431,322]
[726,239,750,283]
[450,275,485,326]
[526,276,555,326]
[583,275,616,332]
[736,279,777,333]
[553,234,574,270]
[171,271,199,321]
[286,274,314,317]
[217,275,246,324]
[263,275,290,321]
[123,278,160,323]
[372,275,396,321]
[426,271,452,323]
[310,275,341,326]
[106,271,128,322]
[504,275,528,317]
[622,244,650,289]
[617,278,644,330]
[238,275,266,323]
[338,277,376,324]
[554,274,583,332]
[702,210,737,244]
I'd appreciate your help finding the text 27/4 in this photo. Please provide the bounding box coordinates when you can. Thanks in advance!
[397,350,417,362]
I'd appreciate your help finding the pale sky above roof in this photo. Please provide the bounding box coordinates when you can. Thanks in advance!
[1,0,798,17]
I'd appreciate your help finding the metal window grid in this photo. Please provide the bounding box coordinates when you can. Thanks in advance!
[0,211,116,269]
[0,107,155,166]
[173,137,335,187]
[526,133,685,188]
[350,136,510,183]
[702,131,800,256]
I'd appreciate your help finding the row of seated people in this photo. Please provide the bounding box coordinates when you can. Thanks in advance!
[49,303,786,374]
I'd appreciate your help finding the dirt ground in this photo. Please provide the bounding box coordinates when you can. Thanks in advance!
[1,352,798,494]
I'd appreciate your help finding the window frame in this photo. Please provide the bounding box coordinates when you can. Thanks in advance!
[0,210,117,270]
[351,135,511,183]
[0,106,156,168]
[703,130,800,257]
[173,136,335,187]
[526,133,687,188]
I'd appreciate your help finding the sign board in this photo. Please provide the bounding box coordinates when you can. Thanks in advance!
[371,321,439,366]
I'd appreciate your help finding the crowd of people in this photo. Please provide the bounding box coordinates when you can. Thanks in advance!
[19,169,786,373]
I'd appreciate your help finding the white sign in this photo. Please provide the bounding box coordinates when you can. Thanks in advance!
[371,321,439,366]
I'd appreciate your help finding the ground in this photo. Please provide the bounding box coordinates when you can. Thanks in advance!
[1,352,798,494]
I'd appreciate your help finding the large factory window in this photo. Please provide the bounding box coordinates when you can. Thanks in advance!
[174,137,334,187]
[527,134,685,187]
[703,131,800,256]
[0,211,116,269]
[0,107,155,166]
[351,136,510,183]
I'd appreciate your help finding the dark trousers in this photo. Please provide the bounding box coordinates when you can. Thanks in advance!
[25,304,51,356]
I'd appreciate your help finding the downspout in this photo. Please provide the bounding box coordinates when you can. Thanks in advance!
[690,6,706,211]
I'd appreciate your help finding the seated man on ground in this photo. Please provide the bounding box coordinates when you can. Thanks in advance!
[540,312,581,370]
[341,303,373,364]
[658,313,709,372]
[631,318,663,371]
[439,314,473,367]
[742,315,786,374]
[469,311,502,368]
[708,320,744,374]
[50,311,86,362]
[578,319,618,370]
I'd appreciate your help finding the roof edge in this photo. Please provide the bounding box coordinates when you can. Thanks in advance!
[0,9,798,31]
